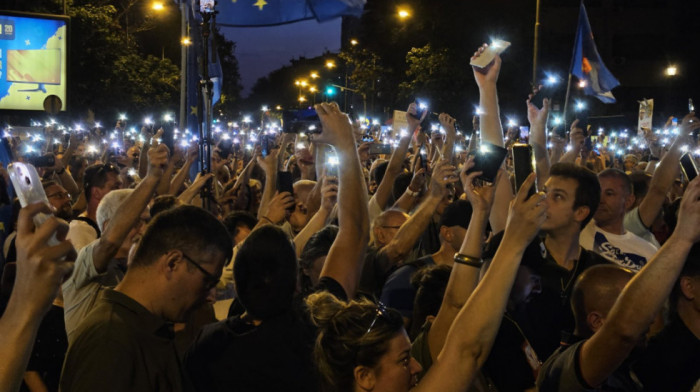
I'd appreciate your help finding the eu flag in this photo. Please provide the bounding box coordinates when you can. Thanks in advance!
[571,2,620,103]
[213,0,365,27]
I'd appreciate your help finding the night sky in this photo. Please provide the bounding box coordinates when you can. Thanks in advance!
[221,18,341,96]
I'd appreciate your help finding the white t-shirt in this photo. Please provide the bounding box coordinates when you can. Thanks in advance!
[66,216,99,252]
[624,206,660,248]
[579,221,658,271]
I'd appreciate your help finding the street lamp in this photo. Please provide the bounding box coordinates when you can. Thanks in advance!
[665,65,678,77]
[181,37,191,45]
[325,60,336,69]
[310,72,319,79]
[350,38,359,46]
[152,1,165,11]
[397,6,411,20]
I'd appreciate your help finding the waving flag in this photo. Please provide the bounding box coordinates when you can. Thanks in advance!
[212,0,365,27]
[571,2,620,103]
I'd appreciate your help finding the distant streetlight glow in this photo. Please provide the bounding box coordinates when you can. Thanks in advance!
[578,80,587,88]
[397,6,411,19]
[350,39,359,46]
[310,72,319,79]
[152,1,165,11]
[181,37,191,45]
[665,65,678,76]
[575,101,585,111]
[325,60,336,69]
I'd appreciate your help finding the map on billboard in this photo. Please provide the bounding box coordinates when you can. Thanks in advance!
[0,13,67,111]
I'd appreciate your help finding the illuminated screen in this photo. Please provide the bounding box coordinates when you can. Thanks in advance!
[0,13,68,111]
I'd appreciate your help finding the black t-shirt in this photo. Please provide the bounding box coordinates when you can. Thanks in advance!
[631,314,700,392]
[22,305,67,392]
[184,277,347,392]
[482,313,541,391]
[358,246,394,299]
[513,245,610,359]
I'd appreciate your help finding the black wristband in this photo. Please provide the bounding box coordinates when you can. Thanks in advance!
[453,253,483,268]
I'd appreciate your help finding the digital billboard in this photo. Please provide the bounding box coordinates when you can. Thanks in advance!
[0,12,68,111]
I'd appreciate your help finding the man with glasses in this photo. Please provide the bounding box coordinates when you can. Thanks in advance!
[67,162,122,251]
[61,205,232,391]
[43,181,74,221]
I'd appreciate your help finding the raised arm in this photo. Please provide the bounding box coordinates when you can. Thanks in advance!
[638,113,700,227]
[315,102,369,299]
[170,144,197,195]
[90,144,168,273]
[294,176,337,258]
[381,161,457,263]
[416,173,546,392]
[527,90,551,185]
[559,120,585,164]
[372,105,420,211]
[438,113,457,163]
[427,158,497,361]
[0,203,75,392]
[471,44,504,148]
[578,175,700,387]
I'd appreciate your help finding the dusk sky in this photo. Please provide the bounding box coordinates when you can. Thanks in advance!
[221,18,342,96]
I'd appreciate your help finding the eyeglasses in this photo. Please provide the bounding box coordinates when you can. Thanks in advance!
[181,251,220,291]
[47,191,71,201]
[365,301,389,335]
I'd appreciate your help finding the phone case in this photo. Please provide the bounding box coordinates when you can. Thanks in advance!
[8,162,60,246]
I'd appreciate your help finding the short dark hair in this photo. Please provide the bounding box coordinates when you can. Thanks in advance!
[628,171,651,203]
[598,168,633,196]
[371,161,389,184]
[670,242,700,310]
[410,264,451,339]
[234,225,297,320]
[83,163,120,203]
[222,211,258,241]
[132,205,232,268]
[392,171,413,201]
[298,225,339,294]
[150,195,180,218]
[549,163,601,227]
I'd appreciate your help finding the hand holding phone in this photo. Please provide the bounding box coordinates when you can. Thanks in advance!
[512,144,536,197]
[8,162,61,246]
[470,40,510,69]
[465,142,508,183]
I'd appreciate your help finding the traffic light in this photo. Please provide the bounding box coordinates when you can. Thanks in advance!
[326,86,336,96]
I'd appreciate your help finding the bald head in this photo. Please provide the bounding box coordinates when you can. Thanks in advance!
[372,209,409,247]
[571,264,634,337]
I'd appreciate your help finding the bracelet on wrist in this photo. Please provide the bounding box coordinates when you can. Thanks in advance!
[453,253,483,268]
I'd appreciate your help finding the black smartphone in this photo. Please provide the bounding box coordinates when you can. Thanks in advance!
[369,143,392,155]
[409,100,428,120]
[27,154,55,168]
[161,125,175,153]
[466,142,508,183]
[326,157,339,178]
[260,134,276,158]
[512,143,536,197]
[680,153,698,182]
[218,138,233,160]
[282,109,322,134]
[418,144,428,171]
[277,171,294,195]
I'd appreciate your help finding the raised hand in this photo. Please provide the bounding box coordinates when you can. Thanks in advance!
[15,202,76,318]
[461,156,498,213]
[260,191,295,224]
[504,173,547,245]
[471,43,502,88]
[320,176,338,212]
[678,112,700,139]
[311,102,355,149]
[438,113,457,136]
[147,143,170,179]
[406,102,427,132]
[569,119,586,152]
[429,160,459,198]
[526,86,550,128]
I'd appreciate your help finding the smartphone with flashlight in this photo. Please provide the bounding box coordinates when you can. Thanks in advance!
[200,0,215,13]
[276,171,295,211]
[512,143,536,197]
[680,153,698,182]
[282,109,322,134]
[418,144,429,171]
[326,156,339,178]
[466,142,508,183]
[470,39,511,68]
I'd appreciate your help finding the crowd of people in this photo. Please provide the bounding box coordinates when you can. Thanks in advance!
[0,44,699,392]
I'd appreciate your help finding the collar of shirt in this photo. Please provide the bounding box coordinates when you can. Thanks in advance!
[102,289,175,339]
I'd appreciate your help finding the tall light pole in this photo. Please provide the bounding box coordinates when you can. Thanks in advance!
[532,0,541,87]
[179,0,190,133]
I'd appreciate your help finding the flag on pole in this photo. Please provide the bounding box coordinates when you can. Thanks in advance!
[571,2,620,103]
[213,0,365,27]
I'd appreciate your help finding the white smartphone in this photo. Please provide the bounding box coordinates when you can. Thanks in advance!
[470,39,511,68]
[8,162,60,246]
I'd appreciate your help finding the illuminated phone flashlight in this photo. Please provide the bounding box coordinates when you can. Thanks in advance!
[545,74,558,86]
[245,144,253,150]
[308,125,317,132]
[598,128,604,135]
[3,131,11,138]
[53,138,61,145]
[507,119,517,127]
[373,119,380,125]
[681,145,690,152]
[611,132,618,138]
[327,155,339,166]
[249,134,257,142]
[575,101,585,111]
[119,114,127,121]
[359,116,366,123]
[431,123,439,132]
[127,168,137,177]
[455,145,463,152]
[243,116,252,123]
[180,139,190,148]
[221,133,231,140]
[213,127,221,134]
[25,145,35,154]
[490,40,502,49]
[261,105,269,111]
[110,132,117,140]
[87,145,98,154]
[163,113,173,122]
[144,117,153,125]
[420,148,427,156]
[565,145,573,152]
[418,102,428,110]
[296,143,307,150]
[479,144,490,154]
[474,106,483,115]
[547,142,553,149]
[552,116,562,125]
[672,128,679,135]
[233,138,240,144]
[111,141,121,150]
[596,143,602,149]
[616,149,623,155]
